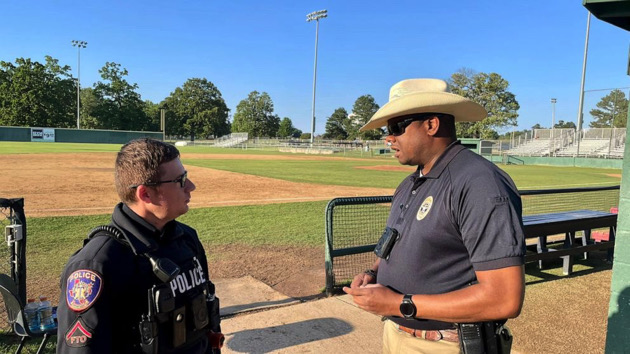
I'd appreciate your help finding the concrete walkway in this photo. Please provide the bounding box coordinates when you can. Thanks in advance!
[216,277,384,354]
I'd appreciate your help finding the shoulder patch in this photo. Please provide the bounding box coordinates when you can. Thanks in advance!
[416,196,433,221]
[65,317,93,347]
[66,269,103,312]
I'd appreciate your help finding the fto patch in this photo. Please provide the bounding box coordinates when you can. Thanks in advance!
[67,269,103,312]
[416,196,433,221]
[65,317,93,347]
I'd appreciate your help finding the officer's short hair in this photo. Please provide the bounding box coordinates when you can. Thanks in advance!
[115,138,180,204]
[436,114,457,138]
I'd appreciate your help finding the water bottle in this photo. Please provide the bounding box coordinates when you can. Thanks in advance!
[24,298,41,333]
[38,296,56,331]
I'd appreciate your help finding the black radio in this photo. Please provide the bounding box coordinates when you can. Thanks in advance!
[374,227,400,260]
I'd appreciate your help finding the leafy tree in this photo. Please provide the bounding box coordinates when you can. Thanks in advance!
[589,89,628,128]
[555,120,576,129]
[79,87,100,129]
[532,123,543,130]
[141,100,161,132]
[300,132,311,140]
[162,78,230,140]
[278,117,301,138]
[324,107,349,140]
[291,128,303,138]
[0,56,75,127]
[346,95,382,140]
[232,91,280,137]
[92,62,148,131]
[448,69,520,139]
[498,128,532,140]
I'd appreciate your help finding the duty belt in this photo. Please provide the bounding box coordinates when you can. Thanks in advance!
[396,324,459,343]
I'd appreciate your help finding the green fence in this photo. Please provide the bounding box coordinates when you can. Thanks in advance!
[0,126,163,144]
[324,186,620,295]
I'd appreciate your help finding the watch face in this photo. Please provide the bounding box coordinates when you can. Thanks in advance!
[400,299,416,317]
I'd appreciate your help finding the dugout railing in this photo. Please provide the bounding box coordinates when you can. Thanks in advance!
[0,198,28,332]
[324,185,620,295]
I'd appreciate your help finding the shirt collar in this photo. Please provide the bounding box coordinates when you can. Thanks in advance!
[416,140,467,180]
[113,203,183,249]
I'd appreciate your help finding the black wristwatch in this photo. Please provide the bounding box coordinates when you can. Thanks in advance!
[400,294,417,319]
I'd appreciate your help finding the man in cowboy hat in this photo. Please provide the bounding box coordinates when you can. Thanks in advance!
[343,78,525,353]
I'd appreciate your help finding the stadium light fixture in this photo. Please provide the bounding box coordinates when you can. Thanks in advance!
[71,40,88,130]
[306,9,328,146]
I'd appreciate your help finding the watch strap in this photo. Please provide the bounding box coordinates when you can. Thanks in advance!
[400,294,417,319]
[364,269,377,278]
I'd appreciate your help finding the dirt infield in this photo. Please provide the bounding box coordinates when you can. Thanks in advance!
[0,152,394,217]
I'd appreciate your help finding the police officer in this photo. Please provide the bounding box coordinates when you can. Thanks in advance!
[57,138,223,353]
[343,79,526,353]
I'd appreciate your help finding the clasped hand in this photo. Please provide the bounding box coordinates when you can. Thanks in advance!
[342,274,402,317]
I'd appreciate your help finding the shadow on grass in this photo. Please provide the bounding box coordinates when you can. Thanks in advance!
[525,249,613,286]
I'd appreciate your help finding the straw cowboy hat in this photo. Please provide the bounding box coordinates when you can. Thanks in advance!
[359,78,487,131]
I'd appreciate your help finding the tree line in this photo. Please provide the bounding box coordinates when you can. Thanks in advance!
[0,56,304,140]
[323,70,521,140]
[2,56,625,141]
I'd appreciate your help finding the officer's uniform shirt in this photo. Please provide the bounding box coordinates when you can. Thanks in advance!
[57,203,217,353]
[378,141,526,330]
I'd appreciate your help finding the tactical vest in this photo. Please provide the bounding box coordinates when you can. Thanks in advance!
[88,225,219,353]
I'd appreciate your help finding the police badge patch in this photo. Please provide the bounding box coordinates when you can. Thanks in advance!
[416,196,433,221]
[67,269,103,312]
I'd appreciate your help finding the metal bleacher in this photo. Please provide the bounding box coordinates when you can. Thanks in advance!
[506,128,626,159]
[507,138,554,156]
[214,133,249,147]
[556,139,611,157]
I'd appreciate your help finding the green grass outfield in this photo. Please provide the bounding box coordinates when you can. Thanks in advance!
[185,158,621,190]
[0,141,296,155]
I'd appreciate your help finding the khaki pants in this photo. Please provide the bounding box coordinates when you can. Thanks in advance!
[383,319,461,354]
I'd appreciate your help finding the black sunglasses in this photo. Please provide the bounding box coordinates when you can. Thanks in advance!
[129,171,188,189]
[386,114,440,136]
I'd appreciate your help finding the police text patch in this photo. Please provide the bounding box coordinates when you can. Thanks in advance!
[67,269,103,312]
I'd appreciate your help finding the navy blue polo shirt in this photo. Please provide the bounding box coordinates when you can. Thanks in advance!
[378,141,525,330]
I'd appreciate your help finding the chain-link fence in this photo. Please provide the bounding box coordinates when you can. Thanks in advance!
[324,186,620,295]
[0,198,27,333]
[520,186,619,215]
[324,197,392,295]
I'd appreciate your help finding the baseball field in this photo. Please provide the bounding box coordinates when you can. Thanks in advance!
[0,141,622,353]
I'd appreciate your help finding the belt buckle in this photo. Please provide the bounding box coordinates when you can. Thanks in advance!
[423,330,443,341]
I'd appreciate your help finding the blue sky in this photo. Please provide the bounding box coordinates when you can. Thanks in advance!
[2,0,629,134]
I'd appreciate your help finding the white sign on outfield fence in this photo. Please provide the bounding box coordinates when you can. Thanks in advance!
[30,128,55,142]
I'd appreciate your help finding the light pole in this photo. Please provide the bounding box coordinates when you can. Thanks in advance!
[550,98,557,155]
[576,12,591,155]
[71,40,87,129]
[160,107,166,142]
[306,9,327,146]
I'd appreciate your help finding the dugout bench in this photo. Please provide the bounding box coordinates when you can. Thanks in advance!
[523,209,617,275]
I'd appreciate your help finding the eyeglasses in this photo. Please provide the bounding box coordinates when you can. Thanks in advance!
[129,171,188,189]
[386,114,436,136]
